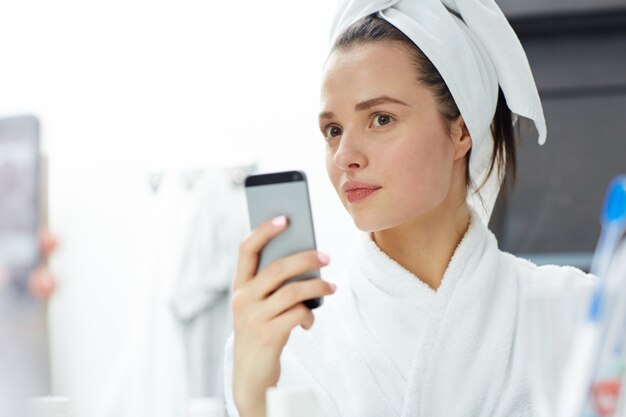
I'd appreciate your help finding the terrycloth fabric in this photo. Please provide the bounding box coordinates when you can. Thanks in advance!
[224,208,593,417]
[330,0,546,225]
[353,232,435,384]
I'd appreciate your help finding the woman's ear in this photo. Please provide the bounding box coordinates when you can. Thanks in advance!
[450,116,472,161]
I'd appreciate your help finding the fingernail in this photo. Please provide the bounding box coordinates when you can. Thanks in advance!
[329,283,337,293]
[317,252,330,265]
[271,215,287,227]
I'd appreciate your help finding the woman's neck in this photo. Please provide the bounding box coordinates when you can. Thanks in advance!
[371,201,471,291]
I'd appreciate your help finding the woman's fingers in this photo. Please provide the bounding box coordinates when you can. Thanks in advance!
[248,250,330,299]
[27,229,58,299]
[233,215,288,291]
[257,278,336,322]
[28,266,56,300]
[230,214,337,416]
[38,229,57,260]
[269,303,315,340]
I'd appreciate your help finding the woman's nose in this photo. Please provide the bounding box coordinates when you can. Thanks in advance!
[333,130,368,171]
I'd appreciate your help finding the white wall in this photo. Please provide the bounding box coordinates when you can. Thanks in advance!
[0,1,357,415]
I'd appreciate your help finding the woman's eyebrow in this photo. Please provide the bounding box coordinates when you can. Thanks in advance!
[319,96,409,121]
[355,96,409,111]
[319,111,335,121]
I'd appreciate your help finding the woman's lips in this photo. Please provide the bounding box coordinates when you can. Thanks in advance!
[346,187,380,203]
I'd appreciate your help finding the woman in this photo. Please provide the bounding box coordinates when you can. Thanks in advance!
[225,1,592,416]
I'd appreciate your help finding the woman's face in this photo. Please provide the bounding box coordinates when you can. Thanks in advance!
[320,41,467,232]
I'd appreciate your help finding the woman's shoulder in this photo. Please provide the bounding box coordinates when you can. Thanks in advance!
[497,249,597,288]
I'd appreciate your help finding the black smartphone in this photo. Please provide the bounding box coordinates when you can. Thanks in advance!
[0,115,41,289]
[244,170,323,309]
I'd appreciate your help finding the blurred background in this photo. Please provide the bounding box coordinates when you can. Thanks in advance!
[0,0,624,416]
[491,0,626,270]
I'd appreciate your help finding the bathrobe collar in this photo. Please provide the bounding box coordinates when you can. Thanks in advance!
[276,206,527,417]
[348,207,485,300]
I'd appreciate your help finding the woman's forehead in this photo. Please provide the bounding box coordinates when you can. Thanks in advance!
[323,42,415,79]
[320,43,422,110]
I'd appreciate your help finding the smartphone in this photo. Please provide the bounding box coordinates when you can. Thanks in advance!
[0,115,40,289]
[244,170,323,309]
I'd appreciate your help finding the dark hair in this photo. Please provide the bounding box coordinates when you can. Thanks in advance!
[333,14,517,191]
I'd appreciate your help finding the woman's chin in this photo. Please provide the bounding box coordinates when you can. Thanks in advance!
[351,215,393,233]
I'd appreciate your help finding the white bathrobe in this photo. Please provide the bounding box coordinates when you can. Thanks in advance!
[223,209,593,417]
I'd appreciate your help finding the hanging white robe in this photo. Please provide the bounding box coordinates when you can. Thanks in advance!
[223,209,594,417]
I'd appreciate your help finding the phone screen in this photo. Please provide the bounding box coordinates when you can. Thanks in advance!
[245,170,322,309]
[0,116,40,284]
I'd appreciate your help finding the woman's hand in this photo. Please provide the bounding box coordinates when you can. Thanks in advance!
[231,215,336,417]
[28,229,57,300]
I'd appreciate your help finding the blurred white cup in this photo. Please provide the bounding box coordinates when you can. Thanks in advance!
[188,397,224,417]
[27,397,72,417]
[521,278,595,417]
[266,387,318,417]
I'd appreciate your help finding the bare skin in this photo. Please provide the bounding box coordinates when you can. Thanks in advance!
[28,230,57,300]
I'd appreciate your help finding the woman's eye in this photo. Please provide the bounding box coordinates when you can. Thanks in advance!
[371,113,394,127]
[324,125,342,139]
